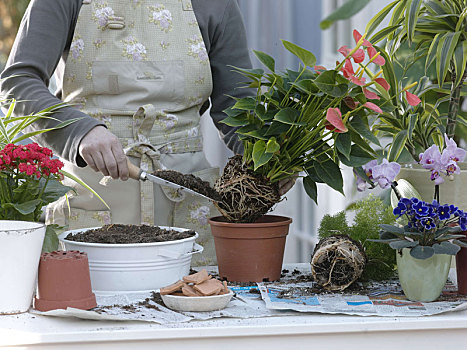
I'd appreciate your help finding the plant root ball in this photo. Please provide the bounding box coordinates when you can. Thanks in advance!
[311,235,367,291]
[214,155,280,223]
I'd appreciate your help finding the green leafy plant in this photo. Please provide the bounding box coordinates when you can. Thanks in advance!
[367,0,467,141]
[215,36,390,222]
[0,98,108,251]
[318,195,397,281]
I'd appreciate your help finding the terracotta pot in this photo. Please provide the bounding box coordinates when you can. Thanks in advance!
[456,230,467,295]
[209,215,291,282]
[34,250,97,311]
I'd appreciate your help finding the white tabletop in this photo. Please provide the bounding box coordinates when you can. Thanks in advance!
[2,264,467,349]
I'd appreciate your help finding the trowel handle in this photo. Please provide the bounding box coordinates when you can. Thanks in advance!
[126,158,144,181]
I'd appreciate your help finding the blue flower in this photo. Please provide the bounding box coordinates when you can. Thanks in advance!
[410,197,420,205]
[413,201,429,217]
[437,205,451,220]
[459,215,467,231]
[420,217,436,230]
[449,204,459,215]
[393,202,408,217]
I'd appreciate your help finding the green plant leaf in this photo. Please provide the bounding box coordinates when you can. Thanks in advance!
[273,108,305,126]
[369,25,400,44]
[454,239,467,248]
[252,140,273,170]
[425,33,442,73]
[314,70,348,97]
[406,0,424,45]
[281,40,316,67]
[407,113,418,141]
[336,133,351,160]
[380,224,404,234]
[320,0,371,29]
[40,179,74,204]
[349,116,381,146]
[366,0,400,37]
[265,138,280,153]
[409,245,435,259]
[60,170,109,209]
[264,121,290,136]
[453,41,467,88]
[313,159,344,194]
[253,50,275,72]
[220,114,249,127]
[303,176,318,204]
[292,79,318,94]
[232,97,257,111]
[436,31,462,87]
[389,240,418,249]
[388,129,408,162]
[390,179,422,208]
[42,224,60,253]
[5,199,42,215]
[338,145,375,167]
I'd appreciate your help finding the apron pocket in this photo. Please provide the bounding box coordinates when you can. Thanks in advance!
[91,60,185,111]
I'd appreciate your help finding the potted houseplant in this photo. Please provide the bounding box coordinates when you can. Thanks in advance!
[209,33,390,282]
[357,138,467,301]
[0,98,103,314]
[374,196,467,302]
[365,0,467,207]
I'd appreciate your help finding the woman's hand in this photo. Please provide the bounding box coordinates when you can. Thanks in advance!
[79,126,129,180]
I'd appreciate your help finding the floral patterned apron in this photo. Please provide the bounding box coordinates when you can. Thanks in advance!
[46,0,219,265]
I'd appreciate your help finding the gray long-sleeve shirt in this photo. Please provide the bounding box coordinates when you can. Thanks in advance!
[0,0,251,166]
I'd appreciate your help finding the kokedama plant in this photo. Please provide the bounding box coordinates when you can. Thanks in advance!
[215,32,394,223]
[318,195,397,281]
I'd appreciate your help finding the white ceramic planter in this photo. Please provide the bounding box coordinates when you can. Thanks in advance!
[397,162,467,209]
[396,248,451,302]
[0,221,46,314]
[58,227,203,295]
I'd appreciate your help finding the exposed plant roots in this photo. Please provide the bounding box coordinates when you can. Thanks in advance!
[311,235,367,291]
[214,155,280,223]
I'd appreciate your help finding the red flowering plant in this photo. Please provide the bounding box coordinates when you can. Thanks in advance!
[215,32,402,221]
[0,143,70,222]
[0,97,107,250]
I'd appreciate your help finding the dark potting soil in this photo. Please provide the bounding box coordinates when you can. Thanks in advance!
[153,169,222,201]
[65,224,195,244]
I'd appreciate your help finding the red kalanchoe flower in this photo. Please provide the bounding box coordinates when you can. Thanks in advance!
[325,108,348,133]
[405,91,421,106]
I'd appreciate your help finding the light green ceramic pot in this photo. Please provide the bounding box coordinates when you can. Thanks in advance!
[396,248,452,302]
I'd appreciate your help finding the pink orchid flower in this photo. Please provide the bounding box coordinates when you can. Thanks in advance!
[364,102,383,114]
[405,91,421,106]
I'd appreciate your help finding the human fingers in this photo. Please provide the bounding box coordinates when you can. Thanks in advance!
[111,142,129,181]
[101,147,119,179]
[91,152,109,177]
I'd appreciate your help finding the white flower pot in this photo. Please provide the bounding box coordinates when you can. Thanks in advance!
[0,221,46,314]
[397,162,467,209]
[58,226,203,295]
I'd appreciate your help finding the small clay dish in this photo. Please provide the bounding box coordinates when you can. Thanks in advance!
[161,291,234,312]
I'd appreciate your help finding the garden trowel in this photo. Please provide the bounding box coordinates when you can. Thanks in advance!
[126,158,217,202]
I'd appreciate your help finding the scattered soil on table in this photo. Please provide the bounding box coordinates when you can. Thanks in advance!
[65,224,195,244]
[138,298,161,311]
[153,169,222,201]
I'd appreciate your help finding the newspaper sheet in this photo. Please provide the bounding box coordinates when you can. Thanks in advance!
[31,266,467,322]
